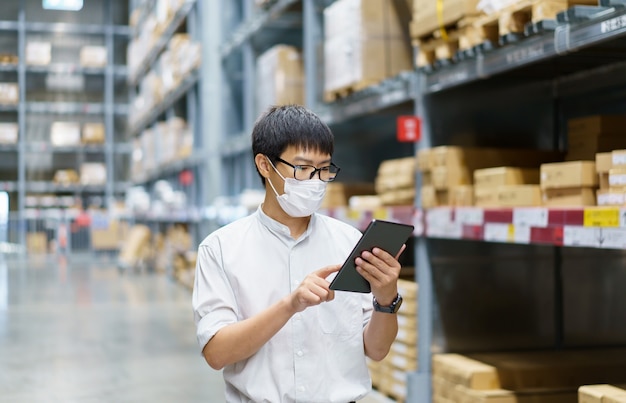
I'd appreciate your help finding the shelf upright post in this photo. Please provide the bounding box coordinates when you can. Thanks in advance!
[241,0,256,193]
[199,0,223,208]
[186,1,200,243]
[408,70,434,403]
[17,0,26,247]
[303,0,322,109]
[105,0,115,207]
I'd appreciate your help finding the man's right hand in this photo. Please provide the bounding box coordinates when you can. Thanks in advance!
[288,265,341,313]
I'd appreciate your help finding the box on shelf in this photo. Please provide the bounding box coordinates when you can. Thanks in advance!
[609,168,626,188]
[80,163,106,186]
[497,185,542,207]
[474,186,499,207]
[612,149,626,167]
[0,83,18,105]
[540,161,598,189]
[322,182,376,209]
[380,187,415,206]
[597,189,626,206]
[118,224,152,269]
[474,167,540,188]
[596,152,612,173]
[323,0,411,100]
[50,122,81,147]
[91,218,126,251]
[53,169,79,186]
[256,45,304,114]
[568,115,626,138]
[0,122,18,144]
[79,45,107,68]
[82,123,105,145]
[410,0,481,40]
[26,232,48,254]
[0,53,18,65]
[421,185,448,208]
[542,188,596,207]
[25,41,51,66]
[432,165,471,190]
[348,195,382,211]
[599,173,610,190]
[430,146,563,171]
[416,148,432,172]
[566,134,626,161]
[376,157,416,196]
[579,384,626,403]
[450,185,474,206]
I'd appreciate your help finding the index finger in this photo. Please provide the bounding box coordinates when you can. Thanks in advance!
[315,264,341,279]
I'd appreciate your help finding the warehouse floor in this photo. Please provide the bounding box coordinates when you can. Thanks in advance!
[0,254,393,403]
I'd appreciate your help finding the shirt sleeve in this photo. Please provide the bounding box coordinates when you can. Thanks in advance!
[192,237,239,353]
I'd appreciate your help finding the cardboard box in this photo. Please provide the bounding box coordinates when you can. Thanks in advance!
[596,152,612,173]
[579,384,626,403]
[375,173,414,193]
[474,186,500,207]
[91,219,122,250]
[566,134,626,161]
[322,182,376,208]
[450,185,474,206]
[432,165,471,190]
[0,83,18,105]
[53,169,79,186]
[51,122,81,147]
[79,45,107,68]
[0,122,18,144]
[498,185,543,207]
[80,163,106,186]
[597,189,626,206]
[568,115,626,137]
[82,123,105,144]
[600,173,610,190]
[433,354,500,390]
[25,41,51,65]
[540,161,597,189]
[380,188,415,206]
[349,195,382,210]
[256,45,304,114]
[416,148,432,172]
[609,168,626,188]
[378,157,416,176]
[410,0,481,39]
[474,167,540,188]
[429,146,563,171]
[543,187,596,207]
[27,232,48,253]
[613,149,626,167]
[118,225,152,268]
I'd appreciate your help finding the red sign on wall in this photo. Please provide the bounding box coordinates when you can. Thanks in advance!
[396,116,421,142]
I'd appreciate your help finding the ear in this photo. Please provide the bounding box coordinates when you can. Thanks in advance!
[255,154,271,179]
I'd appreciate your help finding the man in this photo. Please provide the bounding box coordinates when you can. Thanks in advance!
[193,105,406,402]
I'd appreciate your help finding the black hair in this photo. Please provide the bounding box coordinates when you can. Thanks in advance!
[252,105,334,185]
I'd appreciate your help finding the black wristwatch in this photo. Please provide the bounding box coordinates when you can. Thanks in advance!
[373,293,403,313]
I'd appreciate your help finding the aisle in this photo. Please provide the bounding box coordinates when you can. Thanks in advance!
[0,254,224,403]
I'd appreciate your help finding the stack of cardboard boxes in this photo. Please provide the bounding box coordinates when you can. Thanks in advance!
[0,123,18,145]
[256,45,304,115]
[579,384,626,403]
[432,349,626,403]
[597,149,626,206]
[323,0,411,101]
[370,278,418,403]
[375,157,416,206]
[540,161,598,206]
[321,182,376,209]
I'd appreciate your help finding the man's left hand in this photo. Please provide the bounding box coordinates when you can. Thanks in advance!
[355,245,406,306]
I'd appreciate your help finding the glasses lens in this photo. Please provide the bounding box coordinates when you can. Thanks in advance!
[293,165,316,181]
[319,164,339,182]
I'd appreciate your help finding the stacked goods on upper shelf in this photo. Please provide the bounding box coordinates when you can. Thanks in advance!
[417,146,562,208]
[0,123,18,144]
[80,163,107,186]
[82,123,105,145]
[540,161,597,206]
[323,0,412,102]
[53,169,79,186]
[256,45,304,115]
[0,53,18,66]
[566,115,626,161]
[25,41,51,66]
[51,122,81,147]
[597,149,626,206]
[79,46,107,68]
[321,182,376,209]
[375,157,416,206]
[370,278,418,403]
[433,349,626,403]
[579,384,626,403]
[0,83,18,105]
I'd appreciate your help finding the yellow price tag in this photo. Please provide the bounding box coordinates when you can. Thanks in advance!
[373,208,389,220]
[507,224,515,242]
[583,207,620,227]
[347,208,361,221]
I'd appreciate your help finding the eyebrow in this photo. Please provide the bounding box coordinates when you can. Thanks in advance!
[292,156,332,165]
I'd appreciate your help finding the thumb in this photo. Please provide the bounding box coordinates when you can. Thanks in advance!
[316,264,341,279]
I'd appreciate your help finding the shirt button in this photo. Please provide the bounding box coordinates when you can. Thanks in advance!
[297,350,304,357]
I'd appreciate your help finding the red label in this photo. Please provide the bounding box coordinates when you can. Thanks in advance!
[179,170,194,186]
[396,116,421,142]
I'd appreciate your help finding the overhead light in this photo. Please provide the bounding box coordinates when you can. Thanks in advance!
[42,0,84,11]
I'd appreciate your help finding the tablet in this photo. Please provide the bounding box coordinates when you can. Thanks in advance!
[329,219,414,293]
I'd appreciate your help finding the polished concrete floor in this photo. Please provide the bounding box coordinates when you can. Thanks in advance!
[0,254,225,402]
[0,254,394,403]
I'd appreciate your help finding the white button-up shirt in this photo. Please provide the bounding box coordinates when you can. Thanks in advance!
[193,206,373,403]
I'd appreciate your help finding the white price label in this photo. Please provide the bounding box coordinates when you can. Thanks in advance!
[455,207,484,225]
[513,208,548,227]
[613,153,626,166]
[563,226,600,248]
[599,228,626,249]
[621,209,626,228]
[514,225,531,244]
[427,222,463,239]
[425,207,453,227]
[484,223,512,243]
[609,174,626,186]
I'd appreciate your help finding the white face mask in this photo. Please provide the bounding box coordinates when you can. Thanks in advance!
[266,159,327,217]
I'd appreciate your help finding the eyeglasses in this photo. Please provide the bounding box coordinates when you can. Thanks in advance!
[274,157,340,182]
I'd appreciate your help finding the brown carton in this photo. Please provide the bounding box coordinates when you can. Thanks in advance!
[474,167,540,188]
[82,123,105,144]
[596,152,613,173]
[579,384,626,403]
[0,83,18,105]
[568,115,626,137]
[600,173,610,190]
[321,182,376,208]
[497,185,543,207]
[597,188,626,206]
[256,45,304,114]
[543,188,596,207]
[416,148,432,172]
[410,0,481,39]
[421,185,449,208]
[79,46,107,68]
[609,168,626,189]
[450,185,474,206]
[432,165,471,190]
[429,146,562,170]
[566,134,626,161]
[613,149,626,167]
[475,186,500,207]
[26,232,47,254]
[540,161,597,189]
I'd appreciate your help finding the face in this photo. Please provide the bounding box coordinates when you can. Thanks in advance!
[256,146,333,194]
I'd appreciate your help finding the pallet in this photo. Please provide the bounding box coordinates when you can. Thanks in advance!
[474,0,600,47]
[415,18,481,68]
[323,79,380,103]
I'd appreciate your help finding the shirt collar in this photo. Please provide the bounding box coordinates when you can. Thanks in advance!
[256,205,316,243]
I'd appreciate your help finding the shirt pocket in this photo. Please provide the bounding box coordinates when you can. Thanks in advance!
[318,293,362,336]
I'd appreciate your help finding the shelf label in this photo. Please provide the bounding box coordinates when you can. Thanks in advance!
[455,207,484,226]
[505,43,545,65]
[425,208,453,227]
[583,207,620,227]
[563,226,600,248]
[601,14,626,34]
[599,228,626,249]
[373,208,390,220]
[513,208,548,228]
[426,221,462,239]
[484,223,514,243]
